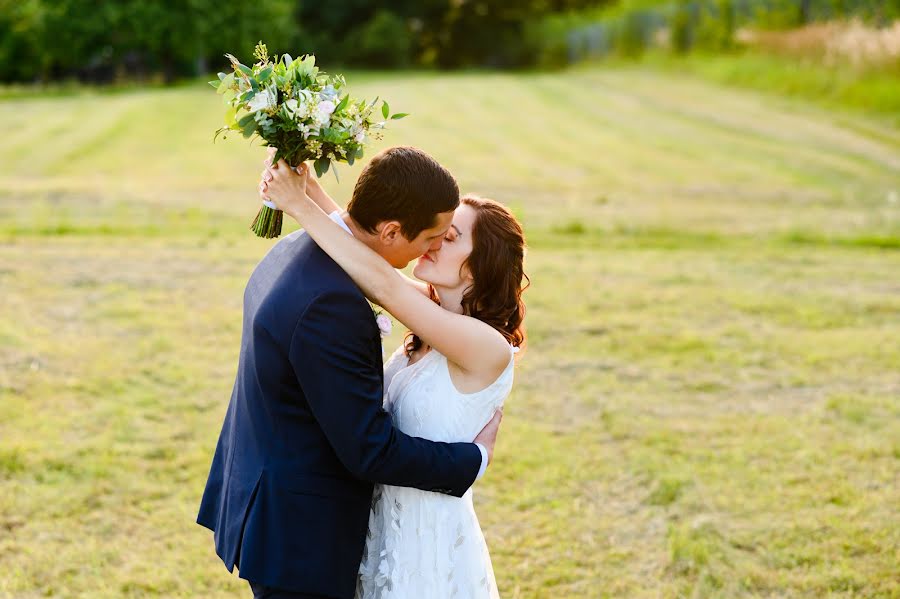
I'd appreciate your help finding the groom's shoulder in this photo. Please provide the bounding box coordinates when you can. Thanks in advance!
[263,230,364,299]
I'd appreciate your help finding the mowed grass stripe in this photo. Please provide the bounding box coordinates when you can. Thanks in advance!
[584,69,900,174]
[541,72,897,191]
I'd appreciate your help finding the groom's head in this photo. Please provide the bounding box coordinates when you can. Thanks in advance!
[347,146,459,268]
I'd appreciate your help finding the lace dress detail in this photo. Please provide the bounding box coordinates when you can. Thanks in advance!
[356,345,515,599]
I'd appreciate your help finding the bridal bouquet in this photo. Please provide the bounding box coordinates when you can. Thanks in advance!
[211,42,407,238]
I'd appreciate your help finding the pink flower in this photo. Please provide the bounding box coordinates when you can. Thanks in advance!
[375,313,392,337]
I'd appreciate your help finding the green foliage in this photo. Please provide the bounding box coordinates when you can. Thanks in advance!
[0,0,295,83]
[524,14,580,68]
[616,10,652,56]
[0,0,43,82]
[350,10,413,68]
[670,1,694,52]
[538,0,900,64]
[4,0,900,80]
[752,0,807,29]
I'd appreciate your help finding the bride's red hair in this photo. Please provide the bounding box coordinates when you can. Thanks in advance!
[406,194,529,355]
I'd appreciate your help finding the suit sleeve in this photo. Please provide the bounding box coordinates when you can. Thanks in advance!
[289,290,482,497]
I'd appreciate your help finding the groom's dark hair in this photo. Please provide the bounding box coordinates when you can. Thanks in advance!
[348,146,460,240]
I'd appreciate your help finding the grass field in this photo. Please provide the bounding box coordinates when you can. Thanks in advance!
[638,51,900,127]
[1,66,898,598]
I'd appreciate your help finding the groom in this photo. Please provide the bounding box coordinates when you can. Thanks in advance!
[197,146,502,599]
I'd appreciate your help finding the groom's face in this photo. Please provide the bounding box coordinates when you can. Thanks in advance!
[380,210,455,269]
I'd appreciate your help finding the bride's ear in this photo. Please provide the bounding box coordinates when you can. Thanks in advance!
[377,221,403,244]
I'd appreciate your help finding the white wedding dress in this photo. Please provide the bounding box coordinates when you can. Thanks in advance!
[355,344,516,599]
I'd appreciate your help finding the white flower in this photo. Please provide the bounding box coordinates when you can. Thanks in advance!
[289,92,313,119]
[314,112,331,128]
[355,130,366,143]
[318,100,336,116]
[296,122,316,138]
[247,87,276,113]
[375,313,392,337]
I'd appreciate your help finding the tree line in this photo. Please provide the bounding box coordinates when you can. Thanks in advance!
[0,0,607,83]
[534,0,900,66]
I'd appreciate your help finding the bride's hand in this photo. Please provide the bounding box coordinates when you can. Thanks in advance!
[262,147,337,214]
[259,159,311,218]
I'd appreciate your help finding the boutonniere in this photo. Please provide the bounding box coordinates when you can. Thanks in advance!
[370,303,392,338]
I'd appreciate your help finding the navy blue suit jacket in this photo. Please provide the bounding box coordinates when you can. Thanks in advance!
[197,230,482,598]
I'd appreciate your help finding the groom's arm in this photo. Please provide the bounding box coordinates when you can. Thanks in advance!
[290,290,483,497]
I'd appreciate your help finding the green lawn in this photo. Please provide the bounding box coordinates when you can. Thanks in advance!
[1,67,898,598]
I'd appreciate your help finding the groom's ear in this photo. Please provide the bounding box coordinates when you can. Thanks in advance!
[376,221,404,244]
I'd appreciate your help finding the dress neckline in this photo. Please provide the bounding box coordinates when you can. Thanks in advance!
[386,347,438,401]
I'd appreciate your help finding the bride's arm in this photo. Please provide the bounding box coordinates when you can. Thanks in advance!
[396,271,431,297]
[264,159,511,380]
[262,154,431,298]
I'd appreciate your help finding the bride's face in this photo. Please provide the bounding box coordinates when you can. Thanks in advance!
[412,204,476,289]
[380,210,454,269]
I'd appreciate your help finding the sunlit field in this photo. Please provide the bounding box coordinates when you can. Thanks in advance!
[1,66,898,598]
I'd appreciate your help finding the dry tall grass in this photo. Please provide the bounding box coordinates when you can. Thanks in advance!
[736,19,900,70]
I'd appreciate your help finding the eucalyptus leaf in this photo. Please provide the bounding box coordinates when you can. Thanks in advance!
[238,63,253,76]
[258,66,273,82]
[224,106,237,127]
[335,94,350,113]
[237,112,256,127]
[216,73,234,94]
[314,158,330,178]
[241,119,257,138]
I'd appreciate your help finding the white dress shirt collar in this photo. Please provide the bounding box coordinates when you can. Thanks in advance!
[328,210,354,237]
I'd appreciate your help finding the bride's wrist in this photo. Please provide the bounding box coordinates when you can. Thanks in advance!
[307,180,328,201]
[292,192,317,219]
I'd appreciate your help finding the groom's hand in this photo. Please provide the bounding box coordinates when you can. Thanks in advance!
[473,409,503,467]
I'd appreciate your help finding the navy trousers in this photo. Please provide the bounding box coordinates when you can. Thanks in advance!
[249,581,337,599]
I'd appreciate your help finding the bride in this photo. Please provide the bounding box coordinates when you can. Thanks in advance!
[259,154,529,598]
